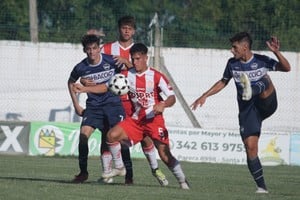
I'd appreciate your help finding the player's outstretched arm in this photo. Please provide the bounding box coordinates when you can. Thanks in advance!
[190,80,226,110]
[72,83,108,94]
[266,36,291,72]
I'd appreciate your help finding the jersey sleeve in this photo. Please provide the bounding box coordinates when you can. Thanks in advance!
[222,59,233,83]
[158,73,174,97]
[69,65,80,83]
[259,54,278,71]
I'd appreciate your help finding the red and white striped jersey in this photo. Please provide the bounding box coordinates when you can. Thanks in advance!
[101,41,134,60]
[125,67,174,121]
[101,41,134,115]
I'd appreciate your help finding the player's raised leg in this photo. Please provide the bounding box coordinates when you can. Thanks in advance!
[240,73,270,101]
[240,73,252,101]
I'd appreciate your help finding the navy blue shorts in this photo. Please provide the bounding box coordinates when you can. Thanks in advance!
[239,91,277,140]
[81,103,125,132]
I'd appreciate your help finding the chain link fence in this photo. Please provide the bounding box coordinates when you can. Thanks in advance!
[0,0,299,131]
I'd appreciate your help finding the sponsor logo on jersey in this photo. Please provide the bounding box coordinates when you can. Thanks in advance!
[247,69,265,79]
[129,91,154,99]
[233,68,267,82]
[83,69,114,83]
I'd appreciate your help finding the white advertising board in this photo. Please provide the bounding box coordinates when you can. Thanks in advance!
[155,127,290,166]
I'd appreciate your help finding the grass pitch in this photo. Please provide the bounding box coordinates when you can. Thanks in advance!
[0,154,299,200]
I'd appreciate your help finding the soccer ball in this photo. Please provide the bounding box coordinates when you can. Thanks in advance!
[108,74,130,95]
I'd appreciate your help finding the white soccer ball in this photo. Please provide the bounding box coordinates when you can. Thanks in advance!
[108,73,130,95]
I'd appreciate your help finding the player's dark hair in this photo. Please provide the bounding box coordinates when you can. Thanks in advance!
[230,32,253,49]
[81,34,100,49]
[118,15,136,29]
[130,43,148,55]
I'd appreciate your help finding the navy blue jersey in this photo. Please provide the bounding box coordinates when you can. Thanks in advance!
[223,54,278,99]
[69,53,121,107]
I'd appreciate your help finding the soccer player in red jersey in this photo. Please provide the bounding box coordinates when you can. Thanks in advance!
[84,16,168,186]
[73,43,190,189]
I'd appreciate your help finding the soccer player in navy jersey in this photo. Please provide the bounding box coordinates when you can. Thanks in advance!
[67,34,128,183]
[190,32,291,193]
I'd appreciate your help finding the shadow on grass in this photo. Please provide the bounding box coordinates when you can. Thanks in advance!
[0,176,77,184]
[0,176,179,189]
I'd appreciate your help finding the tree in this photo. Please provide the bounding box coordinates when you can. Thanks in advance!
[0,0,299,50]
[0,0,30,41]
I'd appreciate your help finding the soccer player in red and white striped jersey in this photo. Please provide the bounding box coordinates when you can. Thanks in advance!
[103,43,189,189]
[100,16,135,185]
[101,16,168,186]
[72,43,189,189]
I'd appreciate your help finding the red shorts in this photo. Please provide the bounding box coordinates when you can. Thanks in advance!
[118,115,170,145]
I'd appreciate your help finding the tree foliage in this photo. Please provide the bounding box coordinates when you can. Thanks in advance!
[0,0,299,51]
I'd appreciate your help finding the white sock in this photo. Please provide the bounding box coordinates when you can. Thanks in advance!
[170,160,186,183]
[107,142,124,169]
[101,151,112,173]
[142,143,158,170]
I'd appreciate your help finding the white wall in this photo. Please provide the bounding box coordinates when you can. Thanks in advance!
[0,40,299,132]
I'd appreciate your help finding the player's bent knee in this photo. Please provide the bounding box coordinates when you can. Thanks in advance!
[107,125,126,143]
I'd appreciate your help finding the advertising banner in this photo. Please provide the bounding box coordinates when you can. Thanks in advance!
[163,127,290,166]
[27,122,292,166]
[29,122,101,156]
[290,132,300,165]
[0,121,30,154]
[259,131,290,166]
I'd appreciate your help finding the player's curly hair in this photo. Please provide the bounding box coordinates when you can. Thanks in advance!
[81,34,100,49]
[230,32,253,49]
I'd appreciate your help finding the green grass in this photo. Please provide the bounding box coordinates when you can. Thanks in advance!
[0,155,299,200]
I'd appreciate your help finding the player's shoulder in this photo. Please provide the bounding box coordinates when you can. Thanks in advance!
[148,67,161,73]
[74,58,88,68]
[101,53,114,60]
[100,53,117,67]
[253,53,271,61]
[102,41,118,48]
[149,67,169,80]
[228,57,239,64]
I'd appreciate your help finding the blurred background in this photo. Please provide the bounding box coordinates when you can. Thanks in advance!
[1,0,299,50]
[0,0,299,131]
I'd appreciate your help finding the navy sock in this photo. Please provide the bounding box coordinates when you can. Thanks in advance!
[252,76,269,96]
[121,145,133,180]
[247,157,267,189]
[78,134,89,174]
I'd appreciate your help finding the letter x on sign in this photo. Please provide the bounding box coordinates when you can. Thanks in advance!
[0,126,23,152]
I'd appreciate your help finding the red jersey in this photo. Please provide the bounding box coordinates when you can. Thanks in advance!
[101,41,134,116]
[125,67,174,121]
[101,41,133,61]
